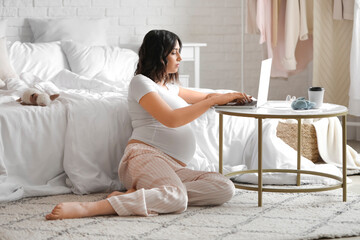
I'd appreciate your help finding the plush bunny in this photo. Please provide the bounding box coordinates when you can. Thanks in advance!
[17,88,59,106]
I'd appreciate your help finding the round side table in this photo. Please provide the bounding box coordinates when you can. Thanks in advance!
[215,102,348,207]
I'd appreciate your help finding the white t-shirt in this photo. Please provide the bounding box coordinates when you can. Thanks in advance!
[128,74,196,164]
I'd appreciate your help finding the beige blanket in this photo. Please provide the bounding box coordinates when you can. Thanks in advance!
[313,117,360,169]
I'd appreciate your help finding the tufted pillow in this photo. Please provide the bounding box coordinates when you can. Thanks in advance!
[28,18,109,46]
[61,41,139,89]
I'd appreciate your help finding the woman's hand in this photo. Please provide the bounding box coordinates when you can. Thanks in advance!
[208,92,252,106]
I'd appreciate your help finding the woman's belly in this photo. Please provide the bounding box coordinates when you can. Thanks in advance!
[127,139,187,167]
[130,124,196,165]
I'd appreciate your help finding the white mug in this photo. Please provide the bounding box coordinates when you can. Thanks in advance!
[308,87,325,108]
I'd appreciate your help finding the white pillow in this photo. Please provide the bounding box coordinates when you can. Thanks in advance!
[28,18,109,46]
[8,41,69,81]
[0,20,18,85]
[62,41,139,89]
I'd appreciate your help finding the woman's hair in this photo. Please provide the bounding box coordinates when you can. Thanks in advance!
[135,30,182,84]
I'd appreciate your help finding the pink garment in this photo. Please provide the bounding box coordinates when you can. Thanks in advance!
[257,0,274,64]
[269,0,313,78]
[246,0,259,34]
[282,0,300,70]
[107,143,235,216]
[257,0,272,45]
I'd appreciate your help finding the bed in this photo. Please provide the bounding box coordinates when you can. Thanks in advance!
[0,18,359,203]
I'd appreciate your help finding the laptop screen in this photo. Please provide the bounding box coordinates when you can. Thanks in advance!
[256,58,272,107]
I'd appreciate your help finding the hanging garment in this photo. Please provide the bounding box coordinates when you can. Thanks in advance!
[334,0,355,20]
[256,0,271,44]
[349,0,360,116]
[272,0,281,48]
[246,0,259,34]
[282,0,312,70]
[253,0,313,77]
[270,0,313,78]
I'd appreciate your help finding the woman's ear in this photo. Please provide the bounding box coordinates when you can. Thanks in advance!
[50,94,60,101]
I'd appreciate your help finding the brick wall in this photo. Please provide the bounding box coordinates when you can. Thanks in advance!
[0,0,311,99]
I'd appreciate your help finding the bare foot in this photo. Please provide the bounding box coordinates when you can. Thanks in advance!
[46,202,91,220]
[107,188,136,198]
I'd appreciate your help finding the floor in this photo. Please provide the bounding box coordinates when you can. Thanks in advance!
[333,140,360,240]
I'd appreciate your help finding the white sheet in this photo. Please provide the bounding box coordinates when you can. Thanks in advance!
[60,91,132,194]
[0,100,71,202]
[0,75,131,201]
[51,69,123,93]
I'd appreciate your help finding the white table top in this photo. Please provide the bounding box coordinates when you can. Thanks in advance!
[214,101,348,119]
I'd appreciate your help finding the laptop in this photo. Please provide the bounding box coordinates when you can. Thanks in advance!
[214,58,272,109]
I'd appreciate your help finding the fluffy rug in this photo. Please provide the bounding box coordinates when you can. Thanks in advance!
[0,189,360,240]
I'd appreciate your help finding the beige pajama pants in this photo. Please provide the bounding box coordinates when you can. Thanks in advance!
[107,143,235,216]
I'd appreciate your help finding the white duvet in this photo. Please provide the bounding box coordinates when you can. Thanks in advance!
[0,71,358,202]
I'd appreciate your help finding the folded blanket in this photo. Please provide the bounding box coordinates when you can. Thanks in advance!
[313,117,360,169]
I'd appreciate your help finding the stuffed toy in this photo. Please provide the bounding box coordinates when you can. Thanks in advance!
[291,97,316,110]
[9,73,61,106]
[17,88,59,106]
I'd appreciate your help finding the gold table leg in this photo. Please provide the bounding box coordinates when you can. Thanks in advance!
[258,118,263,207]
[342,115,347,202]
[297,119,302,186]
[219,114,223,175]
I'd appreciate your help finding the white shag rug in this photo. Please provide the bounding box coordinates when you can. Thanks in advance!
[1,189,360,240]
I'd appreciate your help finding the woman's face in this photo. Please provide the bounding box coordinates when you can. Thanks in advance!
[166,40,182,74]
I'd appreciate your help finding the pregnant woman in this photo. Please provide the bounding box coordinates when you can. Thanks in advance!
[46,29,251,220]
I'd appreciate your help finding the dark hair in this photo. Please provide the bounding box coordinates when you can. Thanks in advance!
[135,30,182,84]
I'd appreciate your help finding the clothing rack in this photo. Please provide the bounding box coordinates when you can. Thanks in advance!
[240,2,359,128]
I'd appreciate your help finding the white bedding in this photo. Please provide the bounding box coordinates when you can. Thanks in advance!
[0,71,358,202]
[61,90,131,194]
[0,99,70,201]
[0,73,131,201]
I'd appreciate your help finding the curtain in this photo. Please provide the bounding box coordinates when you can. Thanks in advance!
[313,0,360,140]
[349,0,360,116]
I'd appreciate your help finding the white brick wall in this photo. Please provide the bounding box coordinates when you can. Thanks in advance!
[0,0,310,99]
